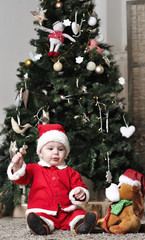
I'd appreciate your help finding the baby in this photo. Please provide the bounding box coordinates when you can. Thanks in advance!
[7,124,97,235]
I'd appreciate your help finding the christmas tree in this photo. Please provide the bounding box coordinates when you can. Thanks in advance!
[0,0,142,214]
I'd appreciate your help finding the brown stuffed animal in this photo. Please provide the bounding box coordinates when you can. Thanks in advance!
[97,169,145,234]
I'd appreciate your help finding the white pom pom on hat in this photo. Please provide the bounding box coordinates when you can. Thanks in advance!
[36,124,70,157]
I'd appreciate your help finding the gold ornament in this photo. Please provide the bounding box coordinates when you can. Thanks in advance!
[55,0,63,8]
[25,59,32,67]
[95,64,104,74]
[23,89,29,108]
[19,144,28,155]
[40,109,50,125]
[53,61,63,72]
[11,117,32,135]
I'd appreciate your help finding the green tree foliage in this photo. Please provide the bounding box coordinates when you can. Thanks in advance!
[0,0,141,214]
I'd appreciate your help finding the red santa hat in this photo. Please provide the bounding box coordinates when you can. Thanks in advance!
[119,168,145,195]
[36,124,70,157]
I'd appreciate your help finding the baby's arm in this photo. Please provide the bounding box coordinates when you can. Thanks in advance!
[11,152,24,173]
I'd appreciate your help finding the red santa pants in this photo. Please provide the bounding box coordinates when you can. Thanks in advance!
[36,208,86,231]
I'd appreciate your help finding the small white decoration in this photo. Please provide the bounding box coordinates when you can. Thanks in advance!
[42,89,48,95]
[95,33,104,43]
[103,49,110,56]
[106,170,112,183]
[118,77,125,85]
[120,126,135,138]
[81,86,87,93]
[71,11,82,36]
[88,16,97,26]
[72,21,80,35]
[29,51,42,61]
[63,19,71,27]
[15,88,23,110]
[24,73,29,79]
[120,115,135,138]
[76,56,84,64]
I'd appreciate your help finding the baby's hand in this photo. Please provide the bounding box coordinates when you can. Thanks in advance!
[74,188,86,201]
[11,152,23,173]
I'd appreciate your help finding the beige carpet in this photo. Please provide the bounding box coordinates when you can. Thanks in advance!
[1,217,145,240]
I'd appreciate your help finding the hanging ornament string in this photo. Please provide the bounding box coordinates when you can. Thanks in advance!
[106,152,112,183]
[50,44,75,63]
[120,115,135,138]
[61,94,74,104]
[17,112,21,126]
[94,97,103,132]
[107,152,110,171]
[72,11,84,38]
[123,114,128,127]
[34,106,50,125]
[34,107,44,125]
[76,78,79,88]
[78,99,90,122]
[105,110,109,133]
[97,101,103,132]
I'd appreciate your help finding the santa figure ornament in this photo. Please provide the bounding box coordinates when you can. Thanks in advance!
[41,21,76,57]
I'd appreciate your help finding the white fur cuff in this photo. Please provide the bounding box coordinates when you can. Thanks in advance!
[69,187,90,205]
[7,162,26,181]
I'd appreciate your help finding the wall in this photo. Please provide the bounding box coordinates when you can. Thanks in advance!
[95,0,128,52]
[95,0,128,109]
[0,0,38,142]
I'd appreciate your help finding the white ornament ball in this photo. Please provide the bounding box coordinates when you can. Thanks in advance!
[86,61,96,71]
[95,64,104,74]
[53,61,63,72]
[88,16,97,26]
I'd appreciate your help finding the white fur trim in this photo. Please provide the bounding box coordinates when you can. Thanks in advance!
[38,159,67,169]
[37,130,70,157]
[7,162,26,181]
[119,175,141,187]
[61,205,77,212]
[105,183,120,202]
[26,208,57,216]
[40,216,55,232]
[69,187,90,205]
[69,215,85,231]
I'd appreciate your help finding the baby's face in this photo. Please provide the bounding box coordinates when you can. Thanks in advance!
[39,141,67,166]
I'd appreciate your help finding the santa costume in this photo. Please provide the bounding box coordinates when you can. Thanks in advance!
[7,124,97,235]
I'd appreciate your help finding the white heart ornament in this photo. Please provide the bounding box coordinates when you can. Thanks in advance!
[72,22,80,35]
[120,125,135,138]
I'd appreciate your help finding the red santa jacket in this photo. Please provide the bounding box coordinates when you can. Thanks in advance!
[7,160,90,216]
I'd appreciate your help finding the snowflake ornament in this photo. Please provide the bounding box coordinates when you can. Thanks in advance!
[63,19,71,27]
[106,170,112,183]
[75,56,84,64]
[118,77,125,85]
[24,73,29,79]
[31,8,47,25]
